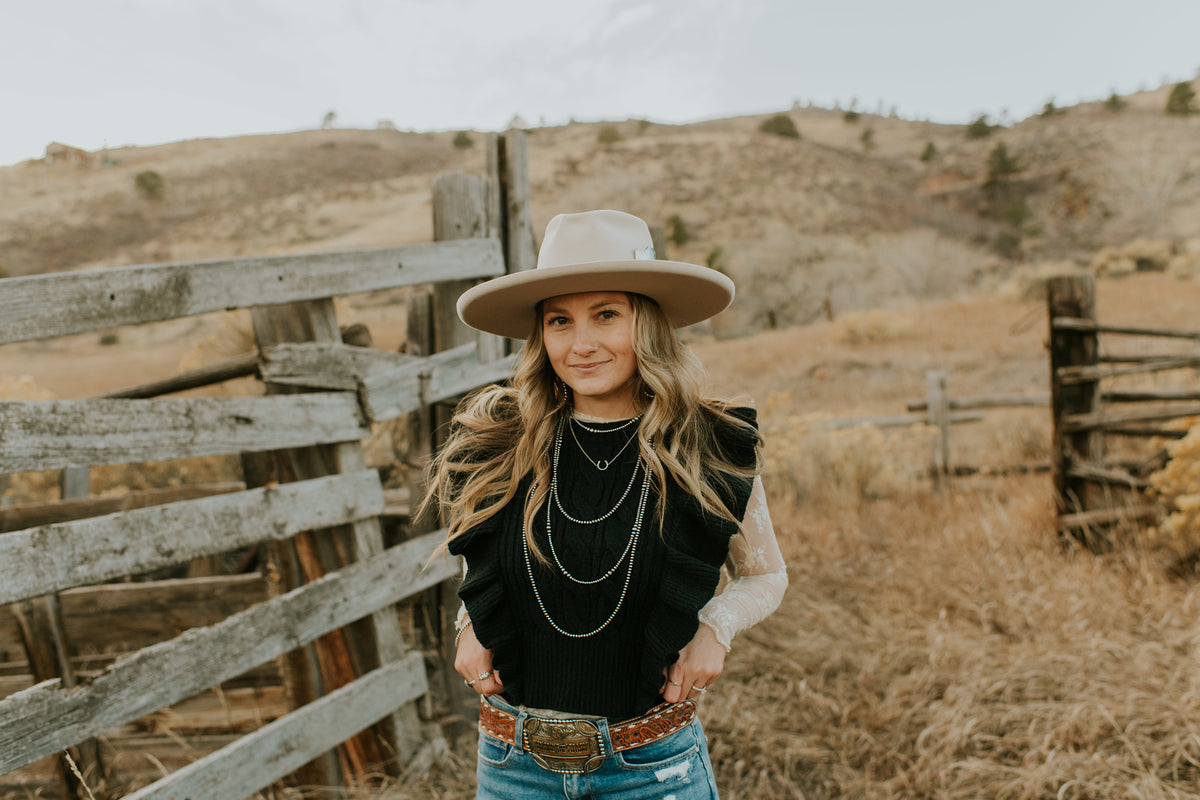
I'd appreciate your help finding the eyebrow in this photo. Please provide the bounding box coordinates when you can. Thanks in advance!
[542,298,628,316]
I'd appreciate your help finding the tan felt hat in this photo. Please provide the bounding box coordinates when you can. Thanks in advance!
[456,209,735,340]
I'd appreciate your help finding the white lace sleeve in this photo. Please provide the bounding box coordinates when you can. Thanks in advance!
[697,475,788,651]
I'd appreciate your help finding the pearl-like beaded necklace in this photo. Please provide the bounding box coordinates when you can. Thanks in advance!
[523,417,651,639]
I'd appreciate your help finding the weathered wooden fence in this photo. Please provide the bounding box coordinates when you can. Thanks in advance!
[0,130,535,799]
[1048,273,1200,544]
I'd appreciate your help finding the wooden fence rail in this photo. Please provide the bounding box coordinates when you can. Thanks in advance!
[0,130,536,799]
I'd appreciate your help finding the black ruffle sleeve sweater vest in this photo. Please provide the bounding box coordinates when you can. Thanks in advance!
[449,407,758,722]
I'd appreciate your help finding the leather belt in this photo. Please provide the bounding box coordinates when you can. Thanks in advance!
[478,697,697,774]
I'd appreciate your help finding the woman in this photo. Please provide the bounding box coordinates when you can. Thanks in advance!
[425,210,787,799]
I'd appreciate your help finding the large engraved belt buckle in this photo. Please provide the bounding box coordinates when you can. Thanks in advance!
[522,716,606,774]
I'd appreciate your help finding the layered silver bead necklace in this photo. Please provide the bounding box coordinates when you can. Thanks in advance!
[523,415,649,638]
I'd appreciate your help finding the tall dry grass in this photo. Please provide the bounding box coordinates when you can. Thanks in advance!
[335,410,1200,800]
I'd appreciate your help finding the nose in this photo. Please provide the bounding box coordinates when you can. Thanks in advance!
[572,323,598,354]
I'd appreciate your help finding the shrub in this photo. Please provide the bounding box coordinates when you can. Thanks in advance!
[667,214,690,246]
[920,142,938,162]
[597,125,622,145]
[1104,91,1127,112]
[993,230,1023,259]
[985,142,1021,186]
[1039,99,1065,117]
[705,245,727,273]
[965,114,997,139]
[1166,81,1198,116]
[758,114,800,139]
[842,109,861,123]
[452,131,474,149]
[134,170,164,201]
[859,127,876,152]
[99,331,119,346]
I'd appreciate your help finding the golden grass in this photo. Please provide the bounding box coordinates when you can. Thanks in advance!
[326,468,1200,799]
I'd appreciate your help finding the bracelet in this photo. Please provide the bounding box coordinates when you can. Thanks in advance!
[454,619,472,648]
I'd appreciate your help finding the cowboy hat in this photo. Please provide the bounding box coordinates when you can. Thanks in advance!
[456,209,735,339]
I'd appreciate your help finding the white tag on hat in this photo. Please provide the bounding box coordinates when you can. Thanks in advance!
[633,246,655,260]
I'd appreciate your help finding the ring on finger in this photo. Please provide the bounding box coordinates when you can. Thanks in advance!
[465,678,477,687]
[667,679,681,687]
[691,685,707,694]
[478,671,492,681]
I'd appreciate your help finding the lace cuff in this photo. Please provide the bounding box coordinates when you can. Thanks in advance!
[697,475,787,651]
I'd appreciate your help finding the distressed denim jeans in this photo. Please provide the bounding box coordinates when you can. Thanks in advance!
[476,694,720,799]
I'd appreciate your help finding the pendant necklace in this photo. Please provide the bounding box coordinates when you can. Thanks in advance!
[569,417,640,471]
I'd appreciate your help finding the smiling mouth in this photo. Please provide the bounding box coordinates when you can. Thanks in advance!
[571,361,608,370]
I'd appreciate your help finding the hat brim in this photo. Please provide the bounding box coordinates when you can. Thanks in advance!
[457,260,735,339]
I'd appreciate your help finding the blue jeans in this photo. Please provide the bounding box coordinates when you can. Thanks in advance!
[476,694,720,799]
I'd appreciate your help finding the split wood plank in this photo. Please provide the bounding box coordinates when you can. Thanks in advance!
[0,471,383,606]
[1057,504,1161,531]
[1064,403,1200,432]
[359,341,518,422]
[122,655,426,800]
[1102,388,1200,403]
[0,238,504,345]
[260,342,408,391]
[0,393,367,473]
[819,410,984,430]
[1066,460,1149,489]
[1051,316,1200,341]
[104,352,260,399]
[0,530,457,773]
[905,391,1050,412]
[0,482,244,532]
[1057,356,1200,385]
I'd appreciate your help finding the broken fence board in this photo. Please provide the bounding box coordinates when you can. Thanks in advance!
[123,655,426,800]
[0,482,245,532]
[1051,316,1200,341]
[0,530,457,773]
[360,341,519,422]
[1064,403,1200,432]
[0,471,384,606]
[1057,356,1200,385]
[0,393,367,473]
[0,238,505,345]
[260,342,410,391]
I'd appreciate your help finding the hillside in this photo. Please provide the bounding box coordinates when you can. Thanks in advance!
[1,81,1198,337]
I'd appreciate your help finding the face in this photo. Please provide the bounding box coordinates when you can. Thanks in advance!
[541,291,639,419]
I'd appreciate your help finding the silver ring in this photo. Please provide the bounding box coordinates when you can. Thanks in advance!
[691,685,707,694]
[668,679,681,687]
[478,671,492,681]
[465,679,477,687]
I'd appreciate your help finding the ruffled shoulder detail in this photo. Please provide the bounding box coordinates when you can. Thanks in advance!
[448,501,524,700]
[633,478,749,709]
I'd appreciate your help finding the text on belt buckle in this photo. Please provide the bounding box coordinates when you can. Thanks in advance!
[522,717,606,774]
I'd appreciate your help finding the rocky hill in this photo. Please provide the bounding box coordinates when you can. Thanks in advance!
[2,80,1198,335]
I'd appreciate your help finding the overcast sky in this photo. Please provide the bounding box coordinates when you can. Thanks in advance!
[3,0,1198,167]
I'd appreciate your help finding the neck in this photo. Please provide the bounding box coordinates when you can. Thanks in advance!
[572,397,638,420]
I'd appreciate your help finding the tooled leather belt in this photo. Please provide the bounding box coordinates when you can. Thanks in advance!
[478,697,698,774]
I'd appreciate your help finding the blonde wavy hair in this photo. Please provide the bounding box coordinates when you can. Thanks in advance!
[422,293,760,562]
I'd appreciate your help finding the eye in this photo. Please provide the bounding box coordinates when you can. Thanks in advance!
[597,308,620,320]
[544,315,569,328]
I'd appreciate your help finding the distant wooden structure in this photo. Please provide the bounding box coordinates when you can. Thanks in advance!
[43,142,91,166]
[0,131,535,799]
[1047,273,1199,547]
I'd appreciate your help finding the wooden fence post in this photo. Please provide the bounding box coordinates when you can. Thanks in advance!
[925,370,950,487]
[1048,275,1104,540]
[249,299,421,785]
[10,466,108,799]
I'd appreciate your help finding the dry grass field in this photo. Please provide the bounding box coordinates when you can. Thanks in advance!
[3,84,1200,799]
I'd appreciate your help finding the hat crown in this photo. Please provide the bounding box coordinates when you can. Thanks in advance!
[537,210,654,271]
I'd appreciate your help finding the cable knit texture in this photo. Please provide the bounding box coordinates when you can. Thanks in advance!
[448,406,758,721]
